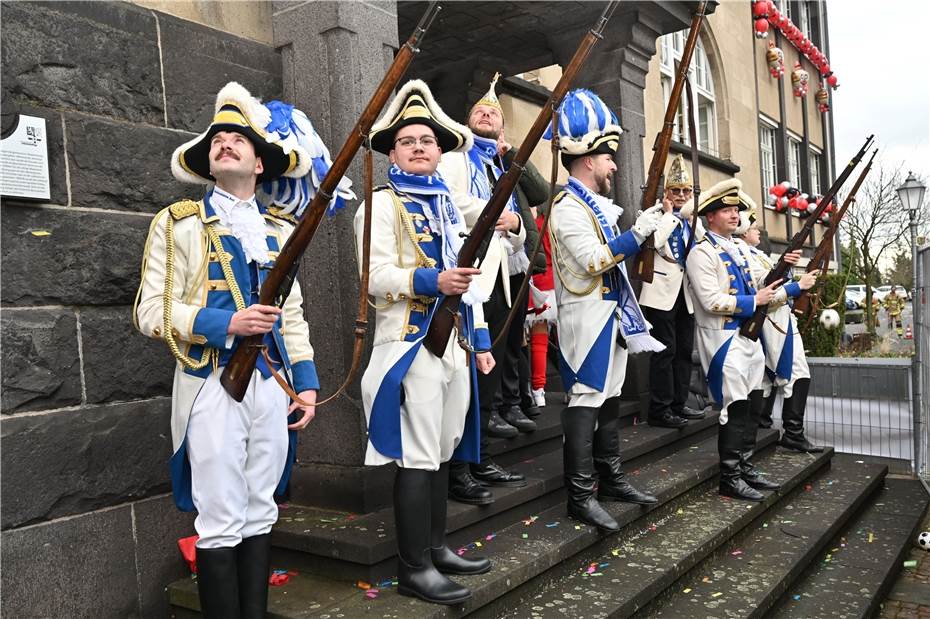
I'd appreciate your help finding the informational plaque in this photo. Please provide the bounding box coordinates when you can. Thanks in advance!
[1,114,51,201]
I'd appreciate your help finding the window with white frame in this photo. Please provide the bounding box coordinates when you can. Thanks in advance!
[759,119,777,196]
[796,2,812,40]
[788,137,802,188]
[659,30,718,156]
[809,147,822,194]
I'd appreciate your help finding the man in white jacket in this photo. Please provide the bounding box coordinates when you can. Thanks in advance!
[547,89,664,532]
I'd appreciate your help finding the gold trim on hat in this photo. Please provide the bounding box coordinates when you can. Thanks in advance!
[472,72,503,113]
[665,154,692,189]
[213,108,267,139]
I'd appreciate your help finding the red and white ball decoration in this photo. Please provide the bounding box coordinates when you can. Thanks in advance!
[750,0,839,96]
[815,83,830,113]
[766,41,785,79]
[791,62,810,98]
[769,181,797,212]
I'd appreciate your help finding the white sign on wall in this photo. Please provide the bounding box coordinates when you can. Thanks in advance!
[1,114,51,201]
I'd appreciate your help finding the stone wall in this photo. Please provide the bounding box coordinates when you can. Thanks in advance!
[1,2,283,616]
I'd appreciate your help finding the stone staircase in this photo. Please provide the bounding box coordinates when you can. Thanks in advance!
[166,393,927,619]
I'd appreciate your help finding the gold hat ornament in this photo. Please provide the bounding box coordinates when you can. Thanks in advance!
[471,72,504,115]
[698,178,746,215]
[665,154,693,189]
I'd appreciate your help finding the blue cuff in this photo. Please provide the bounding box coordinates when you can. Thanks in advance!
[192,308,235,349]
[734,295,756,317]
[413,268,440,297]
[473,327,492,352]
[607,230,641,262]
[290,359,320,393]
[784,281,802,298]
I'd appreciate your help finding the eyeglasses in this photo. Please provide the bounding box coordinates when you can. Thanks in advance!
[394,135,438,149]
[669,187,693,196]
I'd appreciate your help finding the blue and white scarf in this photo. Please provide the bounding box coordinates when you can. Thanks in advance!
[466,135,529,275]
[388,165,488,306]
[565,177,665,354]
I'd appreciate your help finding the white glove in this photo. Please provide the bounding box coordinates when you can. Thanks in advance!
[632,205,663,239]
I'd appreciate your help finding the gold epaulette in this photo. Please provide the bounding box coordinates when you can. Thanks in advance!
[265,206,298,225]
[169,200,200,220]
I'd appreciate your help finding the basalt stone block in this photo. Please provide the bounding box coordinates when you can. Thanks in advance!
[1,399,172,528]
[1,505,141,619]
[159,13,281,132]
[1,206,151,306]
[1,309,81,414]
[81,306,174,404]
[66,113,191,214]
[133,494,196,618]
[0,105,68,206]
[1,1,163,124]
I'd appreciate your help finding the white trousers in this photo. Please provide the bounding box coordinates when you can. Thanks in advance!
[365,337,470,471]
[568,343,629,408]
[187,371,289,549]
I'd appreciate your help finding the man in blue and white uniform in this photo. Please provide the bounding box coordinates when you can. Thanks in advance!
[547,89,664,532]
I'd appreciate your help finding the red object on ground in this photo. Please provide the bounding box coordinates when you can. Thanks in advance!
[178,535,200,573]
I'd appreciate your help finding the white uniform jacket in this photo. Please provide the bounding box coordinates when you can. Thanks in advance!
[686,235,764,422]
[354,188,490,465]
[134,196,318,509]
[437,150,526,305]
[638,211,704,312]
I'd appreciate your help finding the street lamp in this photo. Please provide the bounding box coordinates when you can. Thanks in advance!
[896,171,925,481]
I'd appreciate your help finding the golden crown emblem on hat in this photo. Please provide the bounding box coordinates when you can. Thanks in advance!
[472,72,503,114]
[665,154,692,189]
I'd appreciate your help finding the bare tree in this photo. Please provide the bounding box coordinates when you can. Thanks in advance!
[840,163,928,334]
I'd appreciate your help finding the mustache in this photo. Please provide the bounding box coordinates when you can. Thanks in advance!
[214,148,240,161]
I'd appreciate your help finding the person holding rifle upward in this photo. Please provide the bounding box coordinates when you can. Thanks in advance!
[735,208,823,453]
[686,179,787,501]
[354,80,495,605]
[134,83,328,618]
[547,89,664,532]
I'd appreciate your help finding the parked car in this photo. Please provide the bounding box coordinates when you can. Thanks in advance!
[845,285,866,308]
[876,285,911,302]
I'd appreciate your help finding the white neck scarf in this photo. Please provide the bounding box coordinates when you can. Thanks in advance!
[210,187,270,265]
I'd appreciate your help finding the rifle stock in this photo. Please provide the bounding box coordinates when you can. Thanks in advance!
[792,149,876,318]
[632,1,709,282]
[739,134,874,340]
[424,0,619,358]
[220,2,442,401]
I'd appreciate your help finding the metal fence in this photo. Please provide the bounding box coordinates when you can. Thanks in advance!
[916,244,929,485]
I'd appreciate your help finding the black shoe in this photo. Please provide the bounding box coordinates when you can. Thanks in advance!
[448,464,494,505]
[237,534,271,619]
[679,406,706,420]
[430,545,492,576]
[742,469,781,491]
[719,400,764,502]
[779,434,825,453]
[647,411,688,428]
[522,403,542,419]
[487,410,519,438]
[599,480,658,505]
[567,496,619,532]
[562,406,620,532]
[471,461,527,487]
[395,468,472,606]
[430,464,492,576]
[719,477,765,501]
[500,405,537,433]
[196,546,240,619]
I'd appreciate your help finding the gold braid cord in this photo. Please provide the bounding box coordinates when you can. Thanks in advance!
[162,213,246,370]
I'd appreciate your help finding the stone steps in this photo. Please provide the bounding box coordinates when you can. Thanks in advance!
[480,443,834,619]
[166,429,779,618]
[767,476,930,619]
[636,454,888,618]
[266,409,720,583]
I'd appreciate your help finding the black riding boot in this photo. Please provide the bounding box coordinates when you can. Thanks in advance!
[395,468,471,605]
[779,378,824,453]
[740,390,780,491]
[719,400,764,501]
[562,406,619,532]
[238,534,271,619]
[759,389,777,428]
[430,463,491,575]
[197,546,240,619]
[594,398,657,505]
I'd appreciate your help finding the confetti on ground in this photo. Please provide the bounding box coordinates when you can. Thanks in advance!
[546,522,559,528]
[676,509,684,515]
[683,588,692,593]
[269,570,297,586]
[522,533,529,539]
[711,592,722,598]
[575,525,582,530]
[868,533,874,543]
[523,516,539,526]
[702,576,711,583]
[904,560,918,568]
[731,550,743,556]
[475,542,482,548]
[804,484,812,492]
[586,563,597,574]
[365,588,380,599]
[793,594,802,601]
[611,549,620,557]
[30,230,51,237]
[485,534,496,541]
[357,581,371,590]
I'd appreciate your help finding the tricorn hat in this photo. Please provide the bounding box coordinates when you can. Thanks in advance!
[546,89,623,163]
[369,80,473,155]
[171,82,310,185]
[665,154,693,189]
[698,178,747,215]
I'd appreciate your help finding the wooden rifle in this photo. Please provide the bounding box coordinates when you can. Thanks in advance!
[739,134,874,340]
[220,2,442,401]
[792,148,877,319]
[684,78,701,259]
[423,0,619,358]
[632,0,709,282]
